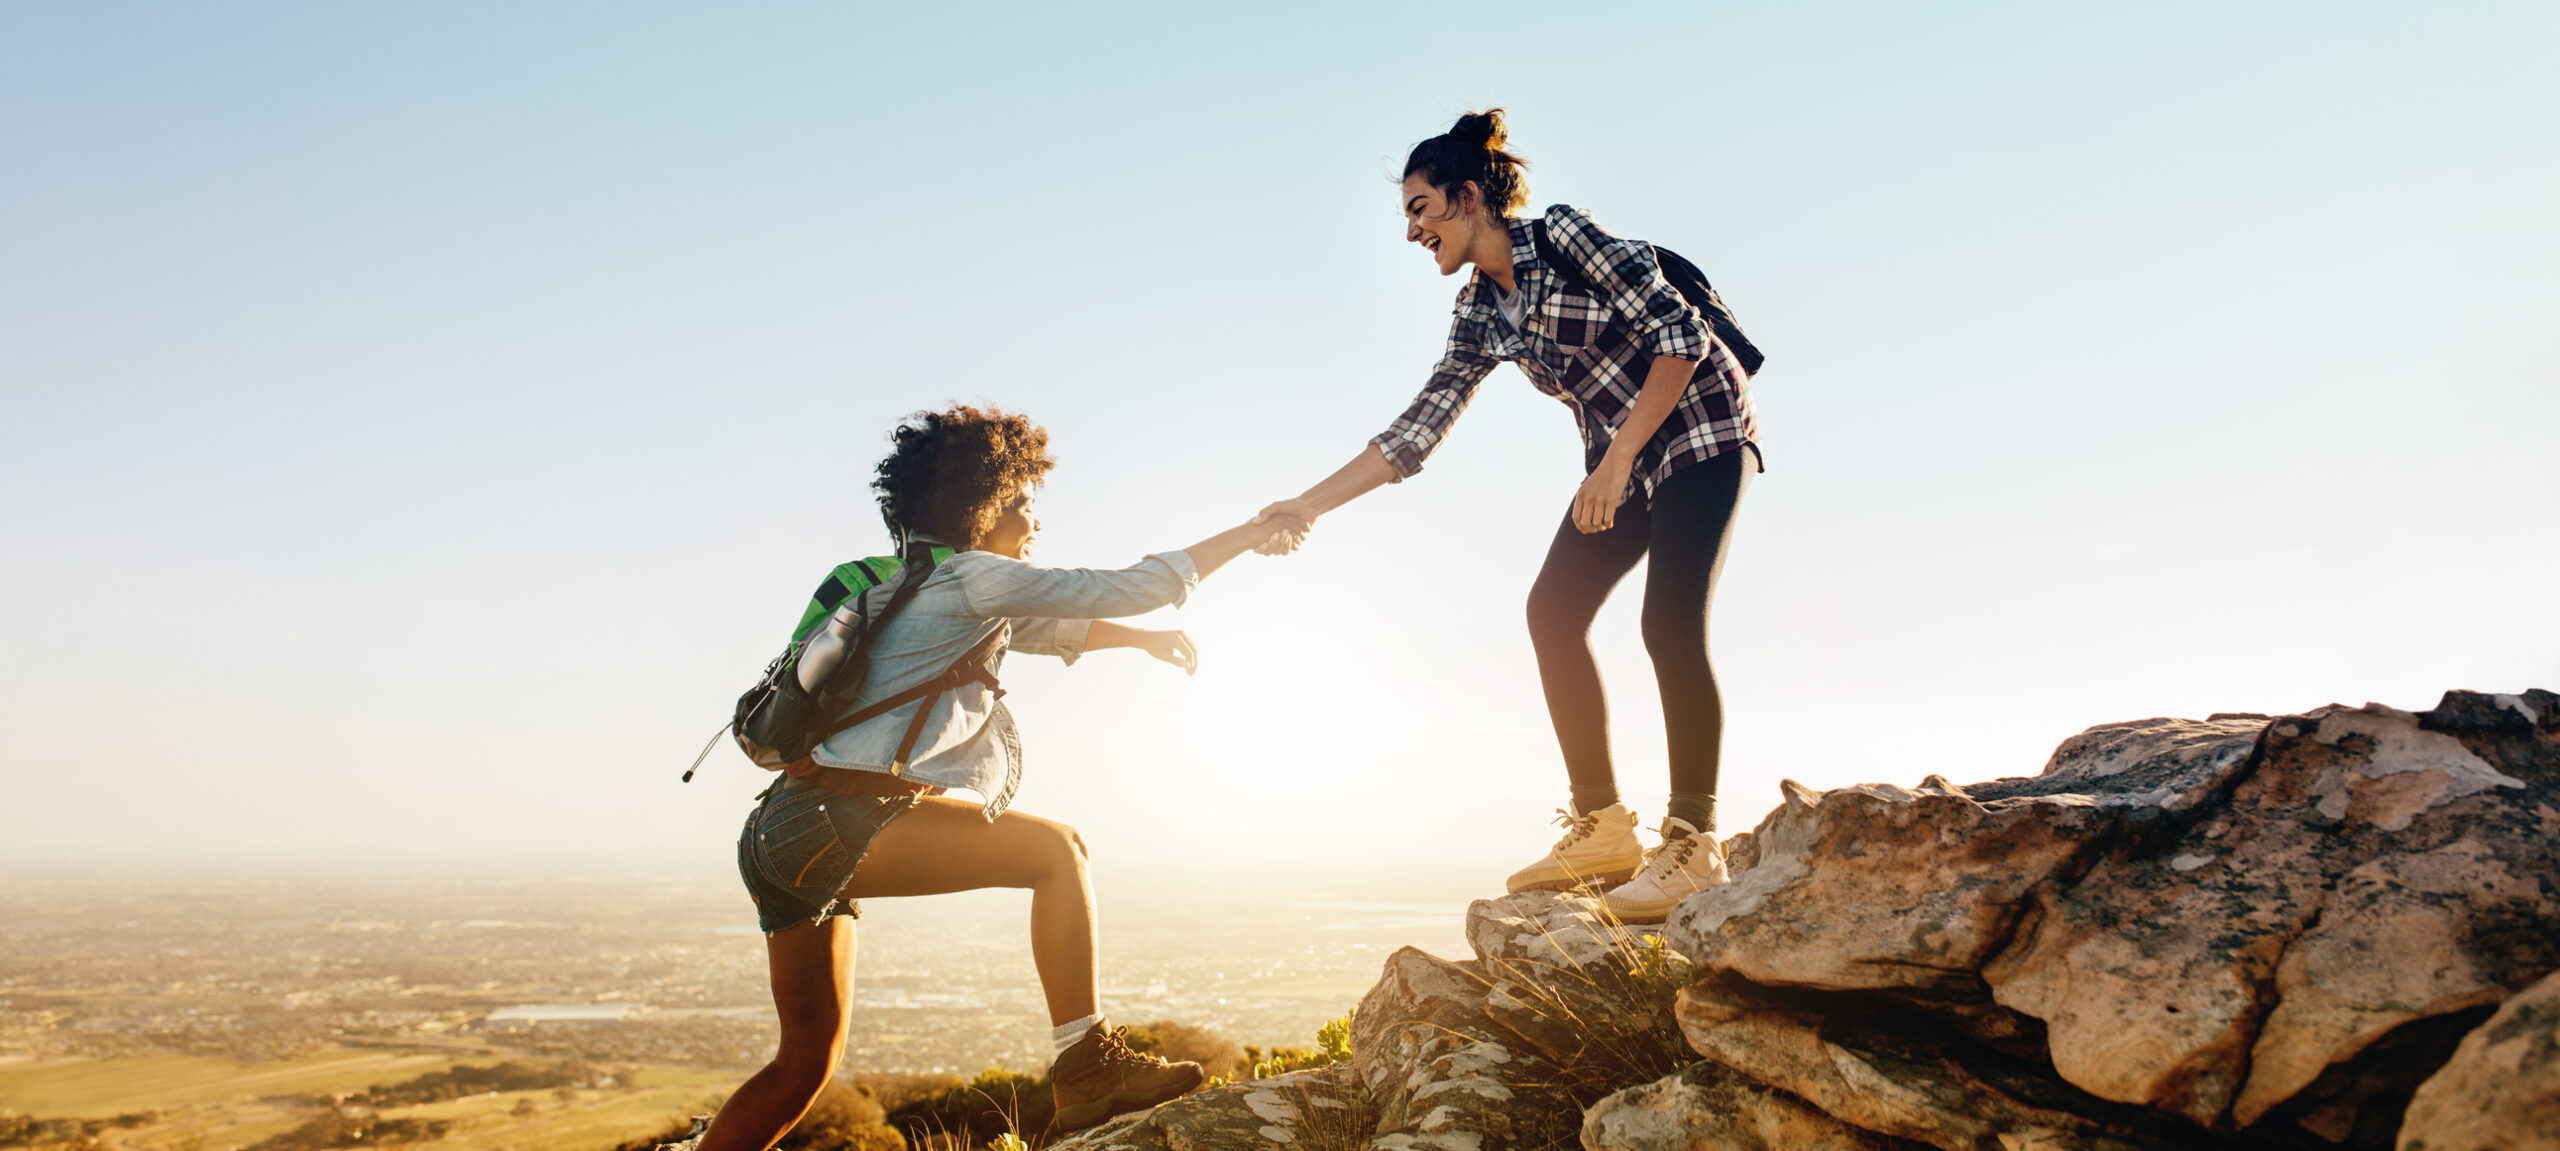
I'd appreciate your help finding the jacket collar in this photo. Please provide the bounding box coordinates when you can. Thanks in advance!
[1459,216,1547,317]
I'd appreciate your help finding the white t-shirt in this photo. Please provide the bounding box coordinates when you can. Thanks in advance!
[1495,282,1530,334]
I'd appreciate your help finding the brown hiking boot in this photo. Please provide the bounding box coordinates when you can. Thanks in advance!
[1050,1022,1206,1132]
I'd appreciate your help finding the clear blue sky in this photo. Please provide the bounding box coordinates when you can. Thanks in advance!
[4,2,2555,877]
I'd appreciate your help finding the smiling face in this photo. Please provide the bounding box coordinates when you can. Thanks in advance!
[978,487,1040,559]
[1403,172,1492,277]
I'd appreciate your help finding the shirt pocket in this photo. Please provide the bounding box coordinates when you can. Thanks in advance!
[1540,292,1613,352]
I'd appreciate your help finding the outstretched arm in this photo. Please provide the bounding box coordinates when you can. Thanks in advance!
[1085,620,1199,675]
[1184,514,1308,580]
[1251,445,1397,553]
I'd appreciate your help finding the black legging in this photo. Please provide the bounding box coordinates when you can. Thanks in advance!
[1524,445,1754,831]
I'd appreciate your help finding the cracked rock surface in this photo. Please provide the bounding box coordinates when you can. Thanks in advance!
[1660,688,2559,1148]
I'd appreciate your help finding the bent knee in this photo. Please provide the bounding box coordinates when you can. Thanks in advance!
[770,1031,846,1085]
[1049,823,1090,875]
[1007,815,1088,883]
[1525,585,1593,649]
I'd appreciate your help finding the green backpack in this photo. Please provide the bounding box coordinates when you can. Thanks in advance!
[682,543,970,781]
[786,548,953,643]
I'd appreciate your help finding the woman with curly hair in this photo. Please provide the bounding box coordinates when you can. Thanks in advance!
[1257,109,1762,923]
[700,404,1296,1148]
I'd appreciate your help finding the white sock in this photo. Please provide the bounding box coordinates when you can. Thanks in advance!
[1052,1013,1102,1056]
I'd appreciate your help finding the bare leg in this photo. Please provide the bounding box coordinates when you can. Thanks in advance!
[698,917,853,1151]
[843,796,1098,1025]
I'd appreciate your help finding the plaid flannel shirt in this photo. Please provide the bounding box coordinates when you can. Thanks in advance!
[1369,204,1759,503]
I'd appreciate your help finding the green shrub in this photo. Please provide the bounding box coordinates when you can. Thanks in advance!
[245,1113,454,1150]
[346,1060,624,1106]
[886,1067,1050,1146]
[776,1082,904,1151]
[1118,1019,1244,1080]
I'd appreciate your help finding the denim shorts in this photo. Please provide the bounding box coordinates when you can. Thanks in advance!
[736,778,920,934]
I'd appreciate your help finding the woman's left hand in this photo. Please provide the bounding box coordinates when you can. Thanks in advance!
[1572,460,1635,534]
[1135,629,1200,676]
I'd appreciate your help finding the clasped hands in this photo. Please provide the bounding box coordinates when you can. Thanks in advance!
[1249,500,1317,555]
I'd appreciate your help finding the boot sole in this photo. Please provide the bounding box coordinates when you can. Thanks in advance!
[1506,865,1638,894]
[1606,876,1730,924]
[1052,1069,1207,1133]
[1602,897,1676,924]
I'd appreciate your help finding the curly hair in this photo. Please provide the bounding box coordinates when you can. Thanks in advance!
[1403,108,1530,220]
[873,403,1055,550]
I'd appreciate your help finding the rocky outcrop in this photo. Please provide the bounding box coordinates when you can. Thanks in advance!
[1659,688,2559,1148]
[1057,687,2556,1151]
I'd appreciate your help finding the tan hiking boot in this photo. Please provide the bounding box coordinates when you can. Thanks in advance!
[1602,818,1729,923]
[1051,1021,1205,1132]
[1505,803,1645,893]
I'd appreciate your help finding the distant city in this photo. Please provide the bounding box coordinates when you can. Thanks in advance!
[0,868,1486,1144]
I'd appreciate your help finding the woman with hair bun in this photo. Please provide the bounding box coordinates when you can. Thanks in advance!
[1255,109,1762,923]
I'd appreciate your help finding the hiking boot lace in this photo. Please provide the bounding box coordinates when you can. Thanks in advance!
[1640,834,1701,879]
[1549,808,1599,849]
[1093,1026,1167,1068]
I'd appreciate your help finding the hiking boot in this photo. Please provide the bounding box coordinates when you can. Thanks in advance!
[1051,1021,1205,1132]
[1505,803,1644,893]
[1602,818,1729,923]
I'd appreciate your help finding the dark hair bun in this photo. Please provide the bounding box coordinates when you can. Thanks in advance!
[1403,108,1529,219]
[1450,109,1507,149]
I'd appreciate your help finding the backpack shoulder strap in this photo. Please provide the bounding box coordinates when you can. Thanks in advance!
[1535,220,1768,377]
[813,625,1009,775]
[1531,220,1604,301]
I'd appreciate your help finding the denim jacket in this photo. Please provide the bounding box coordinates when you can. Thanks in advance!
[804,547,1200,818]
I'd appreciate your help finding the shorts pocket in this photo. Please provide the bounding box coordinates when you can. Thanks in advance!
[749,788,851,896]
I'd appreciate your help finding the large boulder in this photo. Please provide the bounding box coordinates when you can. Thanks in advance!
[1666,775,2130,1001]
[1664,714,2268,996]
[2397,968,2560,1151]
[1987,695,2557,1134]
[1661,689,2559,1144]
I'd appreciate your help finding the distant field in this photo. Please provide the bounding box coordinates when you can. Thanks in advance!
[0,1047,731,1151]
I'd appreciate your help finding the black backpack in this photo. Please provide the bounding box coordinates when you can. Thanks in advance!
[1531,221,1766,377]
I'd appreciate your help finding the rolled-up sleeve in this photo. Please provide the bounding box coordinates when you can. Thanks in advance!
[1007,617,1094,664]
[1544,206,1711,361]
[951,551,1200,621]
[1368,313,1499,482]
